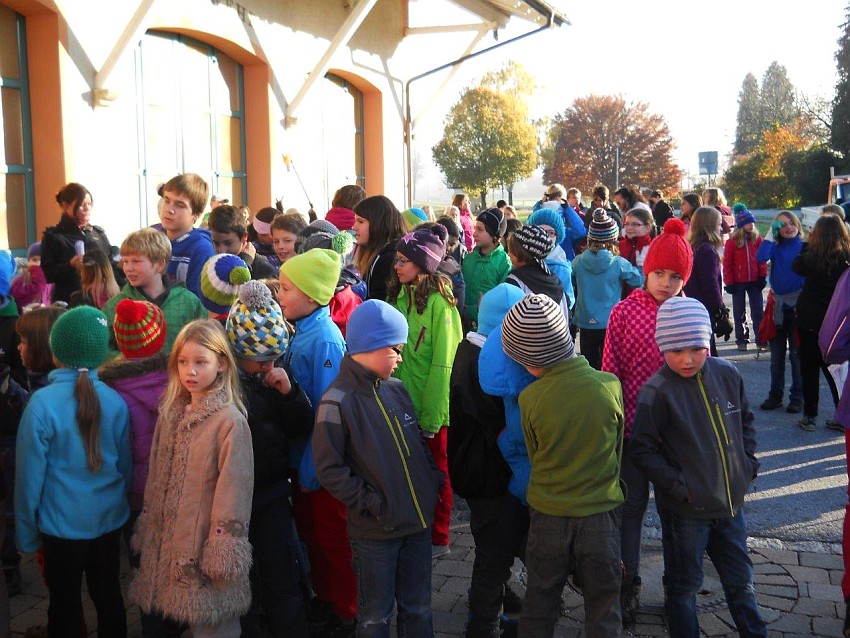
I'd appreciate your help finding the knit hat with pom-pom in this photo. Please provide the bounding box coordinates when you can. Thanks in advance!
[733,202,756,227]
[642,217,693,283]
[587,208,620,243]
[226,279,289,361]
[113,299,166,359]
[199,253,252,314]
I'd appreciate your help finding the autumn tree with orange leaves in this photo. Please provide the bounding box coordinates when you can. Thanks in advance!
[542,95,681,196]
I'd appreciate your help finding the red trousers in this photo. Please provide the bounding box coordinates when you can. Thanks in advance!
[426,427,453,546]
[292,487,358,621]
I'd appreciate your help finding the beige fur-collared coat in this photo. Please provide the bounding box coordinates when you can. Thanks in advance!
[129,390,254,626]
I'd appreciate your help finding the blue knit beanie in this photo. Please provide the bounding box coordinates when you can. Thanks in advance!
[478,283,525,337]
[346,300,409,355]
[733,202,756,227]
[527,208,565,246]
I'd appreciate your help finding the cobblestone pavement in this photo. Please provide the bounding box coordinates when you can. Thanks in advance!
[7,499,847,637]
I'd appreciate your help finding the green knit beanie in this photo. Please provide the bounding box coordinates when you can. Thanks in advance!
[279,249,341,306]
[50,306,109,370]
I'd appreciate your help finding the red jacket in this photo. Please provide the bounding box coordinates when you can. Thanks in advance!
[329,285,362,338]
[723,236,767,285]
[619,234,653,270]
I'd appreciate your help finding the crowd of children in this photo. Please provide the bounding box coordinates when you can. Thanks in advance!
[4,176,850,638]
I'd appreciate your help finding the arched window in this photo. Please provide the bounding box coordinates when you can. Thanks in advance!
[0,4,34,252]
[323,73,365,191]
[135,31,246,224]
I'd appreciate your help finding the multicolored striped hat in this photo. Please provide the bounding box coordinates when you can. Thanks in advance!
[226,280,289,361]
[655,297,711,353]
[199,253,251,315]
[113,299,166,359]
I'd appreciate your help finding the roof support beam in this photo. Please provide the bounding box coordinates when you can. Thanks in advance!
[285,0,379,127]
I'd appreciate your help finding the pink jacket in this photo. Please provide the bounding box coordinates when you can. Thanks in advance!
[10,265,52,307]
[460,210,474,252]
[601,288,665,437]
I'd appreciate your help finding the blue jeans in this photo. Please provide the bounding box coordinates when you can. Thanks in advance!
[730,282,764,347]
[519,508,621,638]
[768,305,802,403]
[659,508,766,638]
[350,528,433,638]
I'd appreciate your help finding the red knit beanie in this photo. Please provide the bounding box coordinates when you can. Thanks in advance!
[113,299,166,359]
[642,218,693,283]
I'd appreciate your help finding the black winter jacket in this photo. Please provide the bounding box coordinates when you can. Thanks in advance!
[40,215,112,303]
[447,338,510,498]
[630,357,759,519]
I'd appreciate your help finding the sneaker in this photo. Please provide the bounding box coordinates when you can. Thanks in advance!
[432,544,451,559]
[827,419,844,432]
[756,342,769,351]
[620,575,641,627]
[499,615,518,638]
[760,396,783,410]
[502,583,523,614]
[786,401,803,414]
[798,417,817,432]
[318,615,356,638]
[737,343,749,351]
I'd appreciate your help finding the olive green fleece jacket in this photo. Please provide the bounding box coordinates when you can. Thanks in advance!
[519,356,624,517]
[391,285,463,434]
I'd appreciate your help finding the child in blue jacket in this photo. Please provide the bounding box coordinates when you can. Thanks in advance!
[16,306,131,637]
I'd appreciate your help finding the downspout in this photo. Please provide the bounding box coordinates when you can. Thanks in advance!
[403,12,555,208]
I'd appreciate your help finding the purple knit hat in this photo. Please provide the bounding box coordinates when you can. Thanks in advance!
[395,225,447,274]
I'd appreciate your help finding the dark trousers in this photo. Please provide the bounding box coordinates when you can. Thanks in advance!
[242,495,307,638]
[42,527,127,638]
[579,328,606,371]
[519,508,621,638]
[465,495,522,637]
[619,438,650,579]
[798,327,840,418]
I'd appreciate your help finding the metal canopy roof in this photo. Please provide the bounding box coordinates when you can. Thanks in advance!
[448,0,570,27]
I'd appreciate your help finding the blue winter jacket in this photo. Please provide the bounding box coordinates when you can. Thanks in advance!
[15,368,131,552]
[546,257,575,310]
[478,323,536,504]
[756,236,804,295]
[571,249,644,329]
[285,305,346,491]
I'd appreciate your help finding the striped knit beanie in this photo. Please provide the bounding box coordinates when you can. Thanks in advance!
[199,253,251,314]
[226,280,289,361]
[512,225,554,269]
[588,208,619,243]
[655,297,711,353]
[501,294,574,368]
[113,299,166,359]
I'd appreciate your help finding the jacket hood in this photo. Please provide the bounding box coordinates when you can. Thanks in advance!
[98,351,169,383]
[478,323,536,397]
[580,248,616,274]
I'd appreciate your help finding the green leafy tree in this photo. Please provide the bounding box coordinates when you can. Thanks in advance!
[782,145,847,205]
[543,95,680,195]
[832,4,850,156]
[432,86,538,208]
[722,151,795,208]
[761,62,798,130]
[734,73,761,155]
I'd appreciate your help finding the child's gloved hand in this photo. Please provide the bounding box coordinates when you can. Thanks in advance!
[770,220,785,238]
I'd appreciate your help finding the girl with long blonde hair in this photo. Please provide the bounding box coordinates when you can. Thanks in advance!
[130,319,254,636]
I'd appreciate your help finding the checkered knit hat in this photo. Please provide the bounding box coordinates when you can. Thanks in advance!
[512,225,554,269]
[226,280,289,361]
[50,306,109,370]
[113,299,166,359]
[588,208,619,243]
[655,297,712,353]
[199,253,252,314]
[501,294,574,368]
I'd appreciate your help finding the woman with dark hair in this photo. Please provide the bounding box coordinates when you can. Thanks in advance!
[40,183,113,304]
[792,214,850,431]
[679,193,702,230]
[352,195,407,301]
